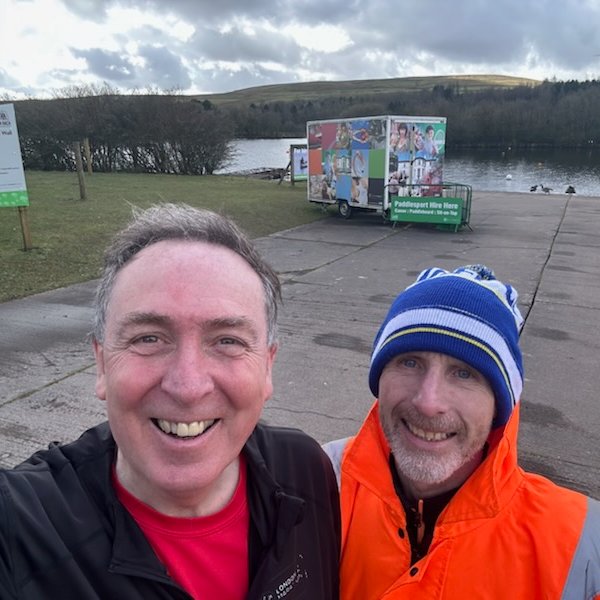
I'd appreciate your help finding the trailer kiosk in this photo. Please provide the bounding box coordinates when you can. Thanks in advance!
[307,115,447,220]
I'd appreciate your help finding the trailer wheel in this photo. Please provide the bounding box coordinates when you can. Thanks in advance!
[338,200,352,219]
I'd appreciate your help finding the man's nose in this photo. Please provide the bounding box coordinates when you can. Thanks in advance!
[412,368,447,416]
[161,341,215,403]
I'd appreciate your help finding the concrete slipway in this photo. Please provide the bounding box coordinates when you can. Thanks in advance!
[0,191,598,499]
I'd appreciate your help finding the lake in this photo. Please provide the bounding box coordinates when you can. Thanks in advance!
[217,138,600,198]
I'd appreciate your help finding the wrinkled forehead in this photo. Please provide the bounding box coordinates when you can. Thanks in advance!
[109,240,266,312]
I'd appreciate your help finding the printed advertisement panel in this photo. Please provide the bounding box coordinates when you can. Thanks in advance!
[390,196,462,224]
[306,117,388,204]
[291,146,308,181]
[0,103,29,207]
[388,119,446,197]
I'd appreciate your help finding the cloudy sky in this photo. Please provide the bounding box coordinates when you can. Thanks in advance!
[3,0,600,99]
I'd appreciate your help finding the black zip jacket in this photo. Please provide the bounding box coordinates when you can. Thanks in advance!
[0,421,340,599]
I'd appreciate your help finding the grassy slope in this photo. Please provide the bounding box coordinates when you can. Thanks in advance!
[0,171,324,303]
[191,74,541,106]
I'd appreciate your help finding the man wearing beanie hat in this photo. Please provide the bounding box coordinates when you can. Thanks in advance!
[324,265,600,599]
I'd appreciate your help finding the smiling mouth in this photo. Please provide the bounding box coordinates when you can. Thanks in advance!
[404,420,456,442]
[153,418,217,439]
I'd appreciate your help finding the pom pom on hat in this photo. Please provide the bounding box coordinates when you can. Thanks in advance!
[369,265,524,428]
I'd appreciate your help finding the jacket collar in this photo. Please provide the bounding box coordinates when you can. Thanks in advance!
[343,401,523,527]
[70,423,175,583]
[244,424,306,560]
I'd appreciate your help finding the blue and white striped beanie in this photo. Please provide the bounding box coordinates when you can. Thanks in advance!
[369,265,524,428]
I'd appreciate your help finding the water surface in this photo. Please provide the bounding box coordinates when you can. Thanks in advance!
[218,139,600,197]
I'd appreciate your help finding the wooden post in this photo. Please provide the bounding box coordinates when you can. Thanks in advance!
[73,141,87,200]
[83,137,93,174]
[290,145,295,186]
[18,206,32,251]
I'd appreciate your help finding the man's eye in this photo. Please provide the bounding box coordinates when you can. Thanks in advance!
[456,368,472,380]
[216,337,247,356]
[130,334,165,355]
[134,335,159,344]
[400,358,417,368]
[219,337,245,348]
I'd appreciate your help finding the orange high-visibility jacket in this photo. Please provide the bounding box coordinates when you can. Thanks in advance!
[324,402,600,599]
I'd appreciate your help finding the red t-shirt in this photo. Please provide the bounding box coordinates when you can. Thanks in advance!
[114,458,249,599]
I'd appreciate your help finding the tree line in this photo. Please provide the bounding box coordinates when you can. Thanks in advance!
[9,79,600,173]
[13,85,233,174]
[228,79,600,148]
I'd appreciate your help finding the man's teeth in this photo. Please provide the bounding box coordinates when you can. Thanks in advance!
[406,422,452,442]
[157,419,216,438]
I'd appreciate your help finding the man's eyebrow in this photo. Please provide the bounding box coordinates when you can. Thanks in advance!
[114,313,258,335]
[205,316,256,331]
[203,316,261,341]
[115,312,171,336]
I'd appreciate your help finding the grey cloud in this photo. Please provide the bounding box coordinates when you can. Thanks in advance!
[18,0,600,98]
[71,48,136,81]
[0,69,21,89]
[68,45,191,91]
[193,63,298,94]
[189,25,302,64]
[54,0,600,76]
[136,45,192,90]
[58,0,110,20]
[525,9,600,70]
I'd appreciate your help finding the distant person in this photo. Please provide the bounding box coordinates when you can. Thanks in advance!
[351,177,368,204]
[421,125,438,158]
[412,125,425,154]
[325,265,600,599]
[0,203,340,599]
[352,150,367,178]
[336,122,351,149]
[391,122,409,154]
[387,172,400,196]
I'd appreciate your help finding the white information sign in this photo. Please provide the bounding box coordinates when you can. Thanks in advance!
[0,103,29,207]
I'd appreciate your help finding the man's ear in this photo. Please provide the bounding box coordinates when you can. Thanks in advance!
[262,342,278,404]
[267,342,278,370]
[93,339,107,401]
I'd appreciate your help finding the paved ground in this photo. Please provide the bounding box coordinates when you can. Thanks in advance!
[1,190,599,498]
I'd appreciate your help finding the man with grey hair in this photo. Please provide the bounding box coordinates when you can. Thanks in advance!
[0,203,340,599]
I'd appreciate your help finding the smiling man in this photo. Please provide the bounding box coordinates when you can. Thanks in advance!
[324,265,600,599]
[0,203,340,599]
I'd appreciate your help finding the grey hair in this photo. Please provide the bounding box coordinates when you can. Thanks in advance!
[92,203,281,345]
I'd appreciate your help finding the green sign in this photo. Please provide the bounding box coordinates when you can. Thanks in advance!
[0,190,29,207]
[391,196,463,225]
[0,103,29,208]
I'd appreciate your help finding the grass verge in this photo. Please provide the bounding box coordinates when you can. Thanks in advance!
[0,171,326,303]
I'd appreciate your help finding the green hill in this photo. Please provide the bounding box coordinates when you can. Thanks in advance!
[191,74,541,106]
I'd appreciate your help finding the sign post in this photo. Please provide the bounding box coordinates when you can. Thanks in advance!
[0,103,31,250]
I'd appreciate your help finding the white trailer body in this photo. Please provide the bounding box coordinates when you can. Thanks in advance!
[307,115,447,217]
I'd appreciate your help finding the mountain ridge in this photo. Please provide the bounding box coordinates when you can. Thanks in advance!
[190,74,541,106]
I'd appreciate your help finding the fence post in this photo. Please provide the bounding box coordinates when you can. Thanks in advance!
[73,141,87,200]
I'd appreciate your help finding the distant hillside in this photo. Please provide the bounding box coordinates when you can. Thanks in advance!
[15,74,600,156]
[191,74,541,106]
